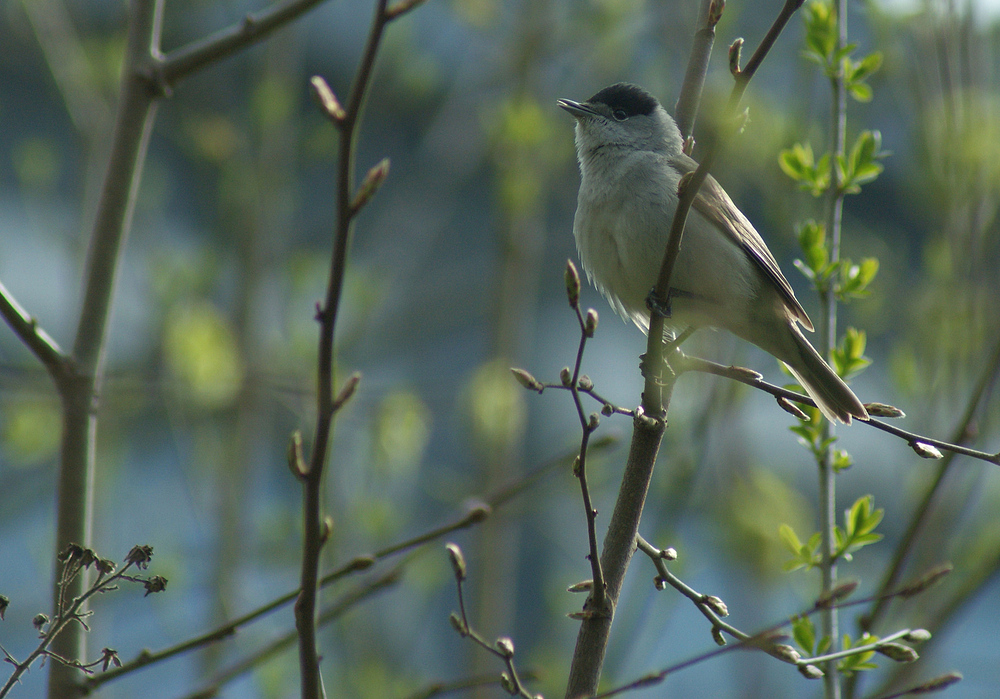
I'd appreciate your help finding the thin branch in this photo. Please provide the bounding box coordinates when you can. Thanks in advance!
[160,0,329,86]
[673,0,723,139]
[48,3,163,696]
[295,0,407,694]
[446,545,536,699]
[562,265,609,613]
[591,561,950,699]
[178,564,404,699]
[86,438,608,690]
[673,354,1000,466]
[0,280,67,380]
[861,332,1000,632]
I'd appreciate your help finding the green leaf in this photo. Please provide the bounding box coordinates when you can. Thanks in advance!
[854,51,884,79]
[792,615,816,655]
[779,523,804,553]
[848,82,873,103]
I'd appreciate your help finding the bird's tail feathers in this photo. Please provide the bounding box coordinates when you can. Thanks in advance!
[784,327,868,425]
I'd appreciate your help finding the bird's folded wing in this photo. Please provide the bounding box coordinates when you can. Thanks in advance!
[670,153,814,331]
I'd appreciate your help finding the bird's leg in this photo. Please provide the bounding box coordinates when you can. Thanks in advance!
[645,286,673,320]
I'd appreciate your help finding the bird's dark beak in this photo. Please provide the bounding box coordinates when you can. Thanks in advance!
[557,98,597,119]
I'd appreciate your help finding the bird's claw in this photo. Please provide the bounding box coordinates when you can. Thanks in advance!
[646,288,672,319]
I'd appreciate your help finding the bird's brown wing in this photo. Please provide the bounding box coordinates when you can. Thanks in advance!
[670,153,814,331]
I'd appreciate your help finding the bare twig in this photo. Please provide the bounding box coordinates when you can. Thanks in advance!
[1,546,164,699]
[0,280,67,380]
[85,437,613,691]
[445,545,536,698]
[673,0,724,139]
[672,354,1000,466]
[294,1,425,695]
[562,262,610,615]
[861,333,1000,638]
[178,563,404,699]
[161,0,330,86]
[592,554,951,698]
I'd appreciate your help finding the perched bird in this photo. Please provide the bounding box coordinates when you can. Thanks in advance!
[558,82,868,423]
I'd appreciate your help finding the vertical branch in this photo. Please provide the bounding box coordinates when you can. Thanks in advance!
[48,2,163,697]
[673,0,723,140]
[295,1,424,696]
[818,0,848,695]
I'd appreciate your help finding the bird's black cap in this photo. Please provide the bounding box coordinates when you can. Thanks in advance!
[587,83,659,118]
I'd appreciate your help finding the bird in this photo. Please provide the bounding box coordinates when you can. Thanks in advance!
[558,82,868,424]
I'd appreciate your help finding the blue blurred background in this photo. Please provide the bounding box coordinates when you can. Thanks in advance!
[1,0,999,697]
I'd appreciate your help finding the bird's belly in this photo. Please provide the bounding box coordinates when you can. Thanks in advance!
[576,202,757,336]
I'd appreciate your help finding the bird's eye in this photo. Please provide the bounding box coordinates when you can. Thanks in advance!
[612,109,627,121]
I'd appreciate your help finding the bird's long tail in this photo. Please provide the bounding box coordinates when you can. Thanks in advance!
[783,325,868,425]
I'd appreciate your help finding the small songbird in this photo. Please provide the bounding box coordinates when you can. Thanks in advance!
[558,82,868,423]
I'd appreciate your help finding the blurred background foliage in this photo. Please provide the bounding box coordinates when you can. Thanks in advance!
[0,0,998,697]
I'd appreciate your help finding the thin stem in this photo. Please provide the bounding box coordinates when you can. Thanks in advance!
[862,334,1000,631]
[0,280,67,380]
[674,354,999,464]
[294,0,400,693]
[568,305,607,609]
[161,0,329,85]
[48,3,162,696]
[673,0,722,139]
[819,0,849,691]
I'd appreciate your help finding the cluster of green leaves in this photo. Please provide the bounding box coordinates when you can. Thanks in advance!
[792,220,879,299]
[781,1,886,198]
[792,614,880,675]
[801,0,883,101]
[780,130,887,197]
[780,495,884,572]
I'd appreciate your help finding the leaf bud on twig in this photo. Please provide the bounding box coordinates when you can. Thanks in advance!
[906,672,962,693]
[910,441,943,459]
[899,563,953,598]
[777,396,809,420]
[703,595,729,617]
[864,402,905,418]
[511,367,544,393]
[500,672,516,694]
[350,158,391,214]
[729,37,744,76]
[816,579,859,607]
[309,76,346,122]
[560,367,573,386]
[799,664,824,680]
[449,611,467,635]
[876,642,919,663]
[584,308,599,337]
[495,636,515,658]
[905,629,932,643]
[445,543,466,581]
[565,260,581,308]
[771,644,801,663]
